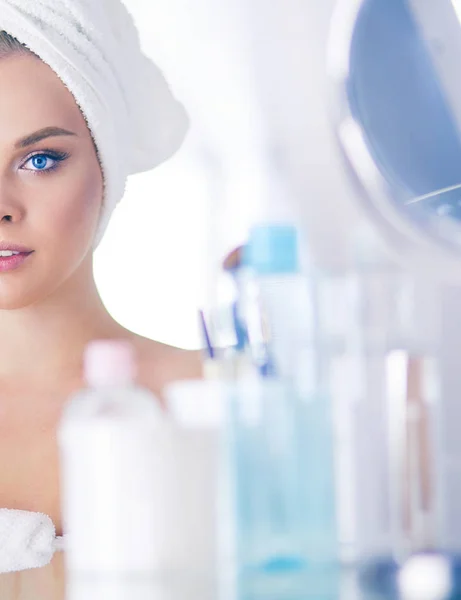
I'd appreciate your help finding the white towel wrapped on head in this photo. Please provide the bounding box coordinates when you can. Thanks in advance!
[0,0,189,245]
[0,509,65,573]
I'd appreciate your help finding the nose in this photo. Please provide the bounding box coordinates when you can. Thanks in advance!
[0,190,24,225]
[0,209,23,225]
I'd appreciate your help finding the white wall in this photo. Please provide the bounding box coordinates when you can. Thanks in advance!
[94,2,210,350]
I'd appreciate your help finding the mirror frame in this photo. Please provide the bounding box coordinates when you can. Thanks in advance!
[328,0,461,282]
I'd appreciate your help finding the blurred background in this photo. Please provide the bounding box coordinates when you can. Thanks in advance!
[94,0,210,350]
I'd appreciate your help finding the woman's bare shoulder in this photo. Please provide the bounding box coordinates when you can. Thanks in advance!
[127,334,203,399]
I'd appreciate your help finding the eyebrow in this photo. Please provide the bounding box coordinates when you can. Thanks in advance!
[14,126,77,149]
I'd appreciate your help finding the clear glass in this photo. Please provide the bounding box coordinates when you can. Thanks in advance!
[342,262,444,599]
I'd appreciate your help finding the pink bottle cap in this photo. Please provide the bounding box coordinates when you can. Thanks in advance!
[84,340,136,387]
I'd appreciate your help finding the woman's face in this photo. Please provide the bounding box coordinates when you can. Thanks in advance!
[0,52,104,310]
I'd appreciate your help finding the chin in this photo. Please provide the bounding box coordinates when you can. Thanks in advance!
[0,252,89,310]
[0,292,41,311]
[0,277,59,310]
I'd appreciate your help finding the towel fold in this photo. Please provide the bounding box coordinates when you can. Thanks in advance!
[0,0,189,245]
[0,509,64,573]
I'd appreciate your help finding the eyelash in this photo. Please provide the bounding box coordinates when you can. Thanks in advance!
[20,149,71,175]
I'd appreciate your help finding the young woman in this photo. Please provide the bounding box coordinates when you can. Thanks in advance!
[0,2,201,556]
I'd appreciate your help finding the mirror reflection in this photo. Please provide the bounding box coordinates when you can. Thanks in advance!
[345,0,461,248]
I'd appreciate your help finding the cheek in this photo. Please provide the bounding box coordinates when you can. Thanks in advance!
[42,167,104,250]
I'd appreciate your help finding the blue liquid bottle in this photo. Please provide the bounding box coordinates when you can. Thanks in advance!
[221,224,340,600]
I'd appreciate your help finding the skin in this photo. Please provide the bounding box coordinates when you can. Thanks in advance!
[0,50,202,547]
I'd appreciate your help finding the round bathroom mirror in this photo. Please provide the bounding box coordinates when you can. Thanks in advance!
[329,0,461,269]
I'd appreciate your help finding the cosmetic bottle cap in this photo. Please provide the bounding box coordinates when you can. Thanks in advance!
[84,340,136,387]
[246,224,300,275]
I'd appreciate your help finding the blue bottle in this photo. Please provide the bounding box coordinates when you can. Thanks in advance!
[221,224,340,600]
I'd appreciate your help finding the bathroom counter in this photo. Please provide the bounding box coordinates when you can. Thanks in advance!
[0,558,373,600]
[0,551,65,600]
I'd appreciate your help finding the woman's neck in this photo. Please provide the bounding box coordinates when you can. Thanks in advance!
[0,257,126,384]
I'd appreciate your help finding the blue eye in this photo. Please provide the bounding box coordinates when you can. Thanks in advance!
[29,155,53,170]
[21,150,70,174]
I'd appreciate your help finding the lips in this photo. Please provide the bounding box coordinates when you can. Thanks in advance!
[0,247,34,273]
[0,242,34,253]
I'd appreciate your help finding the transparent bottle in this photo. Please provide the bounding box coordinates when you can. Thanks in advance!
[220,224,340,600]
[344,238,445,599]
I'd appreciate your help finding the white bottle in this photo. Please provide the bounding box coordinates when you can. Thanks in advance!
[57,340,163,587]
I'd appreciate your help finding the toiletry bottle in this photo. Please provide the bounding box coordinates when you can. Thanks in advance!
[249,222,338,558]
[221,223,339,600]
[345,234,445,598]
[57,339,163,599]
[243,223,316,386]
